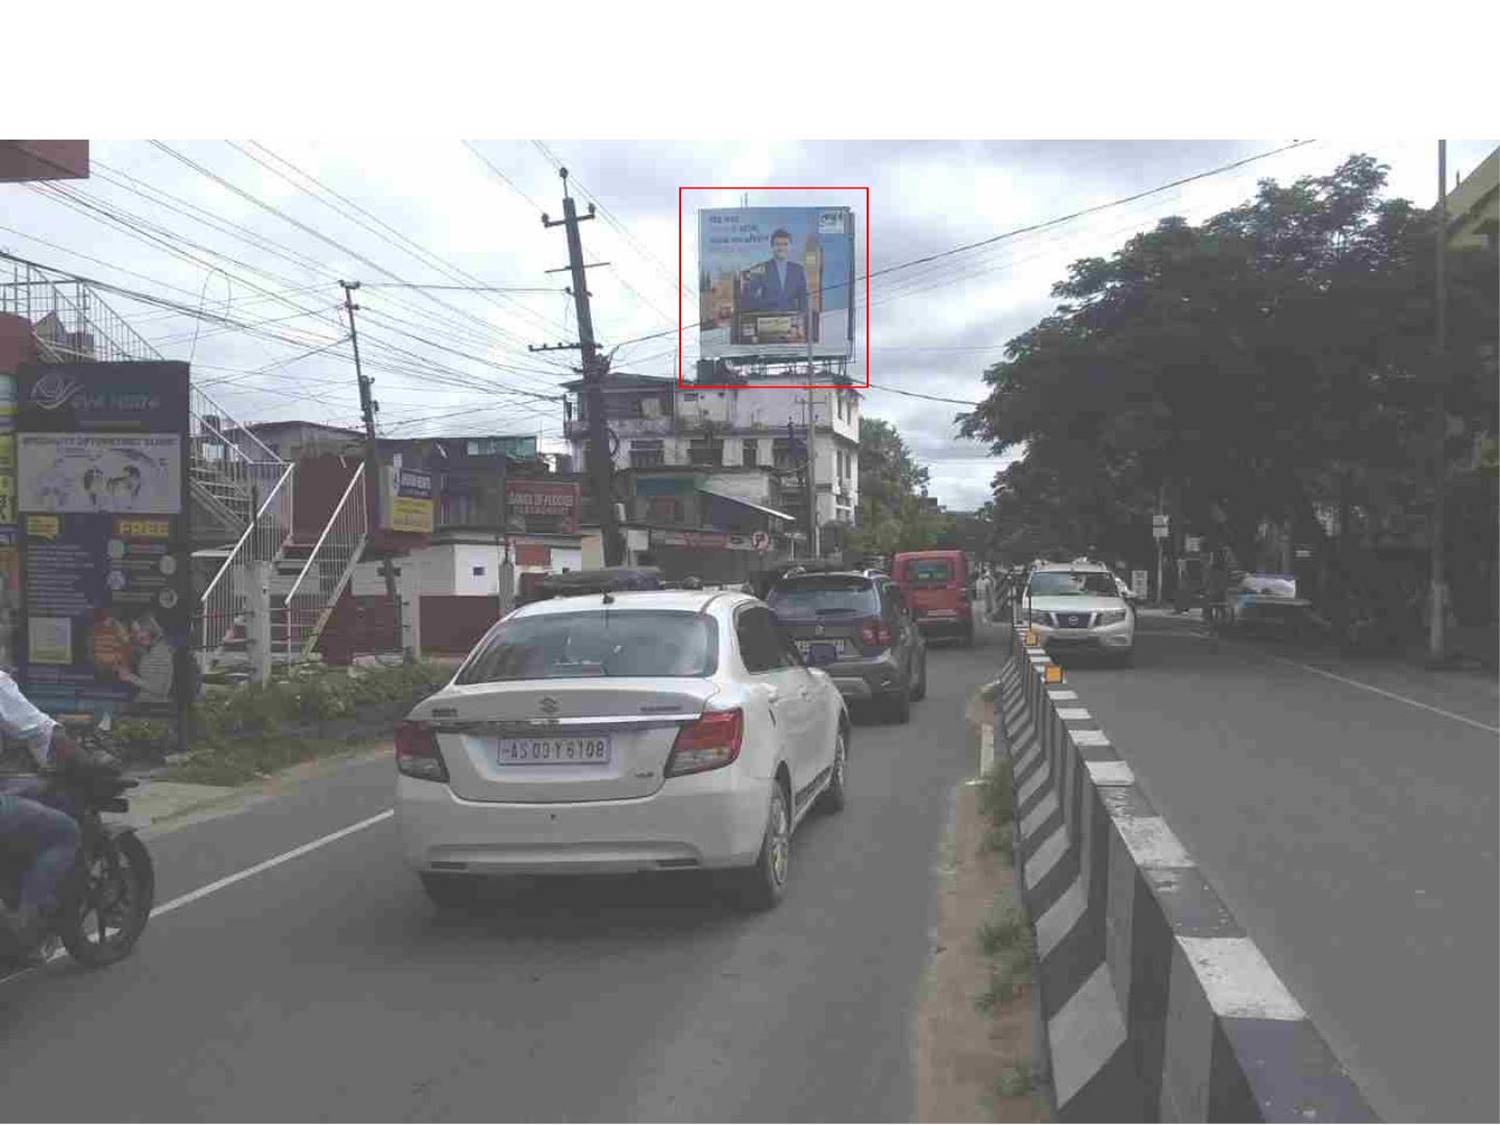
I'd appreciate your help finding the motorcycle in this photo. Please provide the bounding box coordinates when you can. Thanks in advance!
[0,754,155,968]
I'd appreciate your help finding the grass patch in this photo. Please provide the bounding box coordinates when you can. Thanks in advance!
[980,822,1015,858]
[978,905,1028,957]
[992,1064,1036,1099]
[974,944,1034,1012]
[976,760,1015,826]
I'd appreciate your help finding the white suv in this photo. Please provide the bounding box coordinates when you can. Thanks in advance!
[1016,561,1136,666]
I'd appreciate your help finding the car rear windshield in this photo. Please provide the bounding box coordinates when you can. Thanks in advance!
[766,577,880,618]
[456,611,718,683]
[903,558,954,584]
[1027,571,1119,597]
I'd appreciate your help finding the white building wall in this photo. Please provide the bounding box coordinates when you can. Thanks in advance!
[573,382,861,512]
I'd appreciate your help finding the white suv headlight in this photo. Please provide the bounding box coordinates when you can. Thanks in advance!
[1097,609,1128,625]
[1025,609,1050,624]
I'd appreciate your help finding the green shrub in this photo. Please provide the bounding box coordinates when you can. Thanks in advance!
[993,1064,1036,1098]
[976,760,1015,826]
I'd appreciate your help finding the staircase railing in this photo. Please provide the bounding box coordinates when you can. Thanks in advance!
[280,463,367,663]
[190,384,288,531]
[1,253,162,363]
[195,460,297,665]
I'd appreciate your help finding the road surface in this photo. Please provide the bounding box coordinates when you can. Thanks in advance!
[0,625,1003,1122]
[1063,611,1499,1123]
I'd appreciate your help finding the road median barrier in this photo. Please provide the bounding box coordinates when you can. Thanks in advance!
[993,626,1377,1122]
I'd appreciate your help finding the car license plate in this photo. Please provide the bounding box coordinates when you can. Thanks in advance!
[798,640,842,664]
[797,638,846,656]
[496,736,611,766]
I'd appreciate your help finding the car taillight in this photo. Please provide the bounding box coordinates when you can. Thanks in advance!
[857,618,893,649]
[396,720,449,782]
[665,709,743,777]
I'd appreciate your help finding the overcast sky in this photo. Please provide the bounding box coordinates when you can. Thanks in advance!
[3,138,1494,510]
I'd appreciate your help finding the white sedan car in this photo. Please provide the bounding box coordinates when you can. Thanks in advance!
[1016,562,1137,665]
[396,589,849,910]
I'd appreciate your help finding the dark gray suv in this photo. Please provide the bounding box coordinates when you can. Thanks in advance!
[766,571,927,723]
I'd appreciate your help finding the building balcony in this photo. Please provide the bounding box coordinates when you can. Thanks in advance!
[564,414,674,440]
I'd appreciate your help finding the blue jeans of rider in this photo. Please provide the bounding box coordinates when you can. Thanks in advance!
[0,791,81,918]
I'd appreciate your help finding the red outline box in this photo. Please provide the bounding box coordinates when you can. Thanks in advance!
[679,185,869,390]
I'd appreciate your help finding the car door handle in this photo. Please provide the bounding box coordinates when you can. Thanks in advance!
[797,687,811,699]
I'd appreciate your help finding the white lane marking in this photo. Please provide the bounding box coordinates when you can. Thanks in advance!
[1186,631,1499,734]
[150,808,395,919]
[1267,657,1500,735]
[1069,729,1111,747]
[1056,708,1092,721]
[1,808,396,988]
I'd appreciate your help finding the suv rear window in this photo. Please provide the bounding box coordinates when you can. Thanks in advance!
[766,577,880,618]
[457,611,718,683]
[904,559,954,584]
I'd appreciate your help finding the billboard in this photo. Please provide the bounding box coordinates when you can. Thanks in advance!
[698,206,854,360]
[385,466,434,534]
[506,479,579,535]
[15,361,191,722]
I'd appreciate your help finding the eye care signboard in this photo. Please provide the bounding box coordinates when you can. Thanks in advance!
[15,362,191,722]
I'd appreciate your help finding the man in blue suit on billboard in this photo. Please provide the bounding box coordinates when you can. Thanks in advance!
[741,228,809,315]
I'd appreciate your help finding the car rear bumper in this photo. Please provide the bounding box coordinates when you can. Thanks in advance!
[915,612,972,636]
[396,770,772,876]
[824,652,903,699]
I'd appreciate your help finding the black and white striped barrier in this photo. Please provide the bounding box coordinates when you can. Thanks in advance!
[996,626,1376,1122]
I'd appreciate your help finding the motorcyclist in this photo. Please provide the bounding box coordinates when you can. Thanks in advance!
[0,670,87,962]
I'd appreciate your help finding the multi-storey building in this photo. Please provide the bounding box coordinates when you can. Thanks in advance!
[564,372,861,531]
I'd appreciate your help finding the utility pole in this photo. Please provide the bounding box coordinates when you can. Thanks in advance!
[1428,140,1449,665]
[341,280,405,657]
[537,168,623,566]
[805,394,820,558]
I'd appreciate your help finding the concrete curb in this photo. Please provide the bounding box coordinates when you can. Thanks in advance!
[993,626,1377,1122]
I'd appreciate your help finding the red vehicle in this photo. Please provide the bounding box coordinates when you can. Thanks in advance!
[892,550,974,646]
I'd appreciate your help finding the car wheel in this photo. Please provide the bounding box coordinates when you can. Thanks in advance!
[884,683,912,724]
[820,727,849,813]
[910,653,927,701]
[420,872,480,910]
[730,780,791,911]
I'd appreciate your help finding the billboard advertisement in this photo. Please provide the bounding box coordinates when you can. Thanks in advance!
[698,207,854,360]
[15,362,191,722]
[385,466,435,534]
[506,479,579,535]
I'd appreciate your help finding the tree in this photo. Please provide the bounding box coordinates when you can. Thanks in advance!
[847,416,959,556]
[959,154,1498,599]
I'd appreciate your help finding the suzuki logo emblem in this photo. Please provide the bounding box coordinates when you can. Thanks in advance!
[814,624,825,636]
[539,697,560,715]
